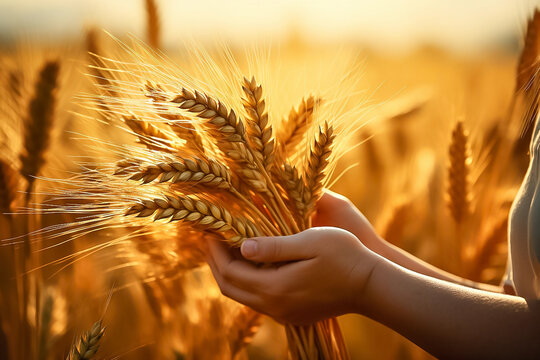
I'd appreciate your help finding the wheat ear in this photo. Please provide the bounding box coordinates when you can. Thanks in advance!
[447,121,471,224]
[19,60,60,191]
[123,115,179,152]
[129,157,233,190]
[145,0,161,50]
[301,122,335,221]
[144,82,205,153]
[278,96,319,159]
[66,320,105,360]
[468,216,508,281]
[172,88,268,193]
[241,76,274,169]
[126,195,261,246]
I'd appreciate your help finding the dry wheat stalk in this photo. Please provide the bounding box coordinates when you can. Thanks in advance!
[241,76,275,169]
[126,195,261,246]
[447,121,471,224]
[19,60,60,191]
[66,320,105,360]
[145,0,161,50]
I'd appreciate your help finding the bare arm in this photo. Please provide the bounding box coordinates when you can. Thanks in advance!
[207,228,540,359]
[362,256,540,359]
[314,191,502,292]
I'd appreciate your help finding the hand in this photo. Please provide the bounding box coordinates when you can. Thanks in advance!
[313,190,380,248]
[206,227,380,325]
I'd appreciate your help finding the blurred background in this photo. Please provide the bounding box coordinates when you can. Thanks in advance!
[1,0,539,359]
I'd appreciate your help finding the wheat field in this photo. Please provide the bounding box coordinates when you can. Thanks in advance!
[0,1,536,359]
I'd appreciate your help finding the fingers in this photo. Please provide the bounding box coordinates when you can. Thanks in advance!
[240,229,322,263]
[206,252,263,309]
[207,239,275,290]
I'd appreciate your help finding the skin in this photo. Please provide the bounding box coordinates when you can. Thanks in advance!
[206,191,540,359]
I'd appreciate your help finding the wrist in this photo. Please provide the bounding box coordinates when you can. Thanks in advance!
[351,249,383,315]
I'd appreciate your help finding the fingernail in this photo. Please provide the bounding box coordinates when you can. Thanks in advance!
[241,239,258,258]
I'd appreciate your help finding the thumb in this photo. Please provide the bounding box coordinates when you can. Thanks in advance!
[240,229,320,263]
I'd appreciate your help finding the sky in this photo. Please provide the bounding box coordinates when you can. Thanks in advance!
[0,0,539,52]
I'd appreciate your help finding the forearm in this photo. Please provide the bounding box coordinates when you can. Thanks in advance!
[360,256,540,359]
[368,236,502,293]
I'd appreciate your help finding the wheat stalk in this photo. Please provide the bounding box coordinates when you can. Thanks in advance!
[241,76,275,169]
[126,195,261,246]
[19,60,60,192]
[66,320,105,360]
[447,121,472,225]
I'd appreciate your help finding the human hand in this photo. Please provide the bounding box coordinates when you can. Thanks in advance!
[206,227,380,325]
[313,190,380,248]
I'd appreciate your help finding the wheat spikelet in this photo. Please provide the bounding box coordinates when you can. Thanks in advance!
[241,76,275,168]
[123,115,179,152]
[276,163,306,216]
[228,307,262,358]
[113,158,142,176]
[278,96,319,159]
[129,157,233,190]
[0,160,18,215]
[126,195,261,246]
[66,320,105,360]
[447,121,471,224]
[144,82,205,153]
[145,0,161,50]
[301,122,335,220]
[517,10,540,93]
[172,88,268,193]
[19,60,60,190]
